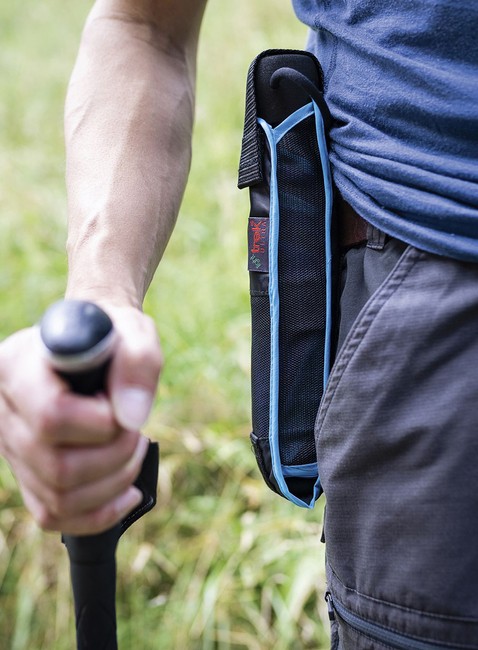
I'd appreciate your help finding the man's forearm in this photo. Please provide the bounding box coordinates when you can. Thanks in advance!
[65,1,206,308]
[0,2,210,536]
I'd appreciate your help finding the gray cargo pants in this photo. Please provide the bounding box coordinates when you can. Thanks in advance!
[317,232,478,649]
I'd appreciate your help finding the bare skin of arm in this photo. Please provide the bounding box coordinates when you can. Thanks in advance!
[0,0,207,535]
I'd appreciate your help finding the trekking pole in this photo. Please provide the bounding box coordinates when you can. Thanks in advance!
[40,300,159,650]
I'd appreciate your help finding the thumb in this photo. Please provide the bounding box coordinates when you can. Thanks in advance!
[106,308,162,430]
[113,385,155,431]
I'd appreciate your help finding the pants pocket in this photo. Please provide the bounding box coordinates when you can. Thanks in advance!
[317,247,478,648]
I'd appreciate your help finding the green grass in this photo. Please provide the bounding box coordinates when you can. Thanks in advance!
[0,1,330,648]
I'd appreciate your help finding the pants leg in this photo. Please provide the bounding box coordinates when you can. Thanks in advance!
[318,242,478,649]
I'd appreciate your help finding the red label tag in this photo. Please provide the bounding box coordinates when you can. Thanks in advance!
[248,217,269,273]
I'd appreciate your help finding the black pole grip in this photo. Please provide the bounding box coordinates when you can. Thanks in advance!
[40,300,120,650]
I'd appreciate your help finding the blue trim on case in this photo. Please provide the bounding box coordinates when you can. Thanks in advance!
[258,117,285,503]
[282,463,318,478]
[273,103,314,143]
[313,102,334,390]
[258,102,331,509]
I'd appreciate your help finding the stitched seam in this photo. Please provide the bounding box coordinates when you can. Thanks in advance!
[317,247,424,427]
[120,496,153,534]
[329,564,478,625]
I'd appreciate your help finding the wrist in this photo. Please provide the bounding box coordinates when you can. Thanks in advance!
[65,237,145,310]
[65,271,142,312]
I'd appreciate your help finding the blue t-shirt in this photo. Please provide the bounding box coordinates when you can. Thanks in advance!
[292,0,478,261]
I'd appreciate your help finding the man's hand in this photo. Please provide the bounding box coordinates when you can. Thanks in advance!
[0,306,161,535]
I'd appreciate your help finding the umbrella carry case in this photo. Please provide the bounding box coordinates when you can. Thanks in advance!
[238,49,335,509]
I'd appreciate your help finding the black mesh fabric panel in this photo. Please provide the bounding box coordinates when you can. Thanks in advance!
[250,293,271,442]
[275,115,326,467]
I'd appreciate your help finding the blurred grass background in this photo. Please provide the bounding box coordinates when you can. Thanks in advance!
[0,1,329,648]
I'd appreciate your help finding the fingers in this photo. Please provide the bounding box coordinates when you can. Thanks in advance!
[2,328,119,448]
[27,391,120,446]
[21,484,143,536]
[21,428,145,491]
[10,430,149,534]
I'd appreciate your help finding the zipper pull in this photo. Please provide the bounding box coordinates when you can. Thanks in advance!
[325,591,335,621]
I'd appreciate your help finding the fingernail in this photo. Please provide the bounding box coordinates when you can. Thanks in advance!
[113,387,154,430]
[115,487,142,517]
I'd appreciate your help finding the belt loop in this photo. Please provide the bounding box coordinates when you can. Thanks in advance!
[366,224,387,250]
